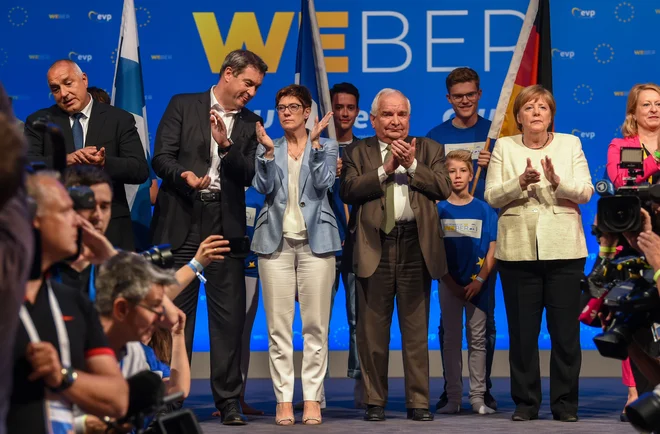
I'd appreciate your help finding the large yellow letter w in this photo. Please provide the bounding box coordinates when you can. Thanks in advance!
[194,12,294,74]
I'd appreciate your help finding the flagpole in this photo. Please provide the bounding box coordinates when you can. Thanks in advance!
[470,0,539,195]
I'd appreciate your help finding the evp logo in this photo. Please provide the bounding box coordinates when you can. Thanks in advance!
[551,48,575,59]
[193,11,348,73]
[88,11,112,22]
[571,7,596,18]
[571,129,596,140]
[69,52,93,62]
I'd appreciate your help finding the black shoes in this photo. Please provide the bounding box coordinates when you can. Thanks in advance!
[512,408,539,421]
[620,412,629,422]
[364,405,385,422]
[220,400,248,425]
[407,408,434,421]
[553,412,578,422]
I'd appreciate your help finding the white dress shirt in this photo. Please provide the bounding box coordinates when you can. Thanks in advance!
[68,94,93,146]
[206,87,238,192]
[282,155,307,239]
[376,140,417,222]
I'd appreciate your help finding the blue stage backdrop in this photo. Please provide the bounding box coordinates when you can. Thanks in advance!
[2,0,659,352]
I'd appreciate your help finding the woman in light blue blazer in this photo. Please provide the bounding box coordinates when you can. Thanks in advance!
[251,84,340,426]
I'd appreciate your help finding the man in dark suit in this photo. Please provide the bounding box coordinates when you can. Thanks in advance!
[340,88,452,422]
[150,49,267,425]
[25,59,148,251]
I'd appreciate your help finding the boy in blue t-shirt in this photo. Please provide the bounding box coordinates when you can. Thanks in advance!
[427,67,498,412]
[436,150,497,415]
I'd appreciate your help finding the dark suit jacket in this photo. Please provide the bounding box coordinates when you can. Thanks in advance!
[25,102,149,250]
[150,90,261,250]
[340,136,452,279]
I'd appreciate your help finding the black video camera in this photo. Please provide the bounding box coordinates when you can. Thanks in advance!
[596,147,660,233]
[592,255,660,360]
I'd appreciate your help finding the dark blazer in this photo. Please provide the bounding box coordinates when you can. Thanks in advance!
[150,90,261,250]
[340,135,452,279]
[25,102,149,249]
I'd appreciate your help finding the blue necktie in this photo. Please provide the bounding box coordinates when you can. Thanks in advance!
[72,112,84,150]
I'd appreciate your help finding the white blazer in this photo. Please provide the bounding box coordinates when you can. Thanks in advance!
[484,133,594,261]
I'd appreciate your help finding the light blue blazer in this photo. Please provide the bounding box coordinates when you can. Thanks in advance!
[251,135,341,255]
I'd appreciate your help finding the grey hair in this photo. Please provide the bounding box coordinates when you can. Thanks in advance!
[95,251,178,317]
[26,171,62,216]
[47,59,84,78]
[220,49,268,77]
[370,88,411,116]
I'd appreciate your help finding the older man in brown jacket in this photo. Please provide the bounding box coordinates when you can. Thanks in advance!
[340,88,451,422]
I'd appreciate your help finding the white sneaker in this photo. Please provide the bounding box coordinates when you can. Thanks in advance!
[436,402,461,414]
[472,402,496,415]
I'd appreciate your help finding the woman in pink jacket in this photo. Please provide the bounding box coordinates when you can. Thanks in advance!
[604,83,660,422]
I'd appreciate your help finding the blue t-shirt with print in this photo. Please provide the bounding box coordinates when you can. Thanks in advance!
[437,197,497,310]
[426,116,491,201]
[245,187,265,278]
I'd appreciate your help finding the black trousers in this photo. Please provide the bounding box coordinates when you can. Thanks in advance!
[498,258,585,416]
[356,222,432,408]
[172,199,246,410]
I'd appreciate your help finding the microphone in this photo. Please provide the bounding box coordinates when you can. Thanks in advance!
[595,179,615,197]
[579,292,607,326]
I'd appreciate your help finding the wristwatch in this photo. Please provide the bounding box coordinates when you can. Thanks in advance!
[49,367,78,393]
[219,137,234,154]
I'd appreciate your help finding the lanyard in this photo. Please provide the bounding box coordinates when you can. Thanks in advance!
[88,264,96,302]
[19,279,71,367]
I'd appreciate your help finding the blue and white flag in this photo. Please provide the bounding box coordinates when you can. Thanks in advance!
[295,0,336,139]
[111,0,152,250]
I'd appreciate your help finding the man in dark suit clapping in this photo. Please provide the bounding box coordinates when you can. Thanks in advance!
[150,49,268,425]
[25,59,149,251]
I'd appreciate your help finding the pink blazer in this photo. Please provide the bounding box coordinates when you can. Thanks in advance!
[607,135,660,188]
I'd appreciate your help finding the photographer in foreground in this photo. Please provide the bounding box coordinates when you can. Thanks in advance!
[9,172,128,434]
[77,252,191,434]
[61,165,230,301]
[0,83,35,434]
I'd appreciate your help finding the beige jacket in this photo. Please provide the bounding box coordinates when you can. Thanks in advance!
[484,133,593,261]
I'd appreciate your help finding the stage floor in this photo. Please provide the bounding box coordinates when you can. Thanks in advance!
[185,377,636,433]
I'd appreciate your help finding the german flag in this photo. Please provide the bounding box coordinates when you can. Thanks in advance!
[490,0,552,139]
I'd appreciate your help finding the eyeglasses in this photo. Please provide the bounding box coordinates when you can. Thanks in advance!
[449,91,479,103]
[275,103,303,113]
[136,302,166,318]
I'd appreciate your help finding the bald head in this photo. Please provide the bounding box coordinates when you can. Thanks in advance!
[47,59,90,114]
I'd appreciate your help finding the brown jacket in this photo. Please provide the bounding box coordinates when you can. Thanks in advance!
[340,136,452,279]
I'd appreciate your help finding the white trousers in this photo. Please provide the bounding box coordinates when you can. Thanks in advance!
[439,281,488,405]
[259,237,335,403]
[240,276,260,398]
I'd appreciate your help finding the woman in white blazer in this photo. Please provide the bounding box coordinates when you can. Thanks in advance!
[484,85,593,423]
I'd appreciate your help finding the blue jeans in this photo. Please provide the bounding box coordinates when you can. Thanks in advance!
[328,258,361,379]
[438,273,496,393]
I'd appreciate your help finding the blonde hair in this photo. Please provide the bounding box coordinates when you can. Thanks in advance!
[445,150,473,176]
[621,83,660,138]
[512,84,556,131]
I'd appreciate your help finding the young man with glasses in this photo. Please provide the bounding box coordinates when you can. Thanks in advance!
[426,67,497,413]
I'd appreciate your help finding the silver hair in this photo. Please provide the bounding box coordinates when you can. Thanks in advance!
[47,59,84,78]
[219,49,268,77]
[370,88,411,116]
[26,171,62,217]
[95,251,177,317]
